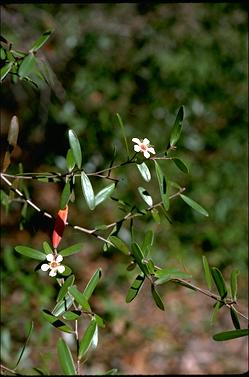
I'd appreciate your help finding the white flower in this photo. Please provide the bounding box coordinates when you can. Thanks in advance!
[132,138,156,159]
[41,254,65,277]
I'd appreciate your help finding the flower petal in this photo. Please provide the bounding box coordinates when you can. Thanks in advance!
[57,265,65,274]
[143,138,150,145]
[148,147,156,154]
[41,264,50,271]
[134,145,141,152]
[143,151,150,159]
[49,269,57,277]
[46,254,54,262]
[56,254,63,263]
[132,138,140,144]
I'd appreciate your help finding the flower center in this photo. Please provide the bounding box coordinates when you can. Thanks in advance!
[50,261,59,268]
[140,143,147,151]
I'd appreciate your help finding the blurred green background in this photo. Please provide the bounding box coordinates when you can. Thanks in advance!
[1,3,248,375]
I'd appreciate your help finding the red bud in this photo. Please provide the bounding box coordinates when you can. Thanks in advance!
[52,205,68,249]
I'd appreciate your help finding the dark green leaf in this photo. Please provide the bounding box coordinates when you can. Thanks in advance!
[126,261,137,271]
[109,236,130,255]
[60,243,83,257]
[57,275,75,302]
[202,255,212,290]
[60,181,71,210]
[230,307,241,330]
[213,328,248,341]
[42,310,74,333]
[138,186,153,206]
[141,230,154,258]
[68,129,82,169]
[131,243,149,275]
[126,274,145,303]
[81,171,95,210]
[172,157,189,174]
[136,162,151,182]
[42,241,53,255]
[18,53,36,78]
[79,318,97,359]
[57,338,76,375]
[60,265,72,277]
[211,267,227,299]
[15,246,46,261]
[68,286,91,311]
[63,310,82,321]
[154,160,169,210]
[151,284,165,311]
[66,149,75,172]
[95,183,115,206]
[169,105,184,147]
[154,268,192,285]
[230,269,240,302]
[83,268,102,301]
[52,294,74,317]
[116,113,129,156]
[180,194,209,217]
[0,62,13,81]
[30,30,52,52]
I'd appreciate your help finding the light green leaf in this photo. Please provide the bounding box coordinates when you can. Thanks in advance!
[136,162,151,182]
[66,149,75,172]
[169,105,184,147]
[15,246,46,261]
[83,268,102,301]
[60,243,83,257]
[126,274,145,303]
[30,30,52,53]
[109,236,130,255]
[81,171,95,210]
[131,243,149,276]
[18,53,36,78]
[210,301,224,324]
[60,181,71,210]
[63,310,81,321]
[154,160,169,210]
[57,338,76,375]
[151,208,160,223]
[154,268,192,285]
[172,157,189,174]
[95,183,115,206]
[213,328,248,341]
[57,274,75,302]
[42,241,53,255]
[1,62,13,81]
[211,267,227,299]
[78,318,97,360]
[68,286,91,311]
[52,295,74,317]
[202,255,212,290]
[138,186,153,206]
[180,194,209,217]
[151,284,165,311]
[42,310,74,333]
[68,130,82,169]
[141,230,154,257]
[230,269,240,302]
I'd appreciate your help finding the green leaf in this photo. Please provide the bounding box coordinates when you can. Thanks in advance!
[0,62,13,81]
[116,113,129,157]
[52,294,74,317]
[109,236,130,255]
[79,317,97,360]
[66,149,75,172]
[136,162,151,182]
[172,157,189,174]
[154,160,169,211]
[180,194,209,217]
[141,230,154,258]
[14,321,34,369]
[68,286,91,311]
[211,267,227,299]
[138,186,153,206]
[169,105,184,147]
[210,301,223,324]
[68,129,82,169]
[151,284,165,311]
[83,268,102,301]
[42,241,53,255]
[42,310,74,333]
[230,269,240,302]
[63,310,82,321]
[60,181,71,209]
[131,243,149,276]
[57,275,75,302]
[59,243,83,257]
[57,338,76,375]
[18,53,36,78]
[154,268,192,285]
[213,328,249,341]
[151,208,160,223]
[81,171,95,210]
[230,307,241,330]
[126,274,145,303]
[202,255,212,290]
[30,30,52,53]
[15,246,46,261]
[95,183,115,206]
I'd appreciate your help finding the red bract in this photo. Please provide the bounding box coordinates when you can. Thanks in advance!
[52,205,68,249]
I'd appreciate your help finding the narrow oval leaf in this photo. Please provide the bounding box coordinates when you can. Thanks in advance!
[57,274,75,302]
[1,62,13,81]
[172,157,189,174]
[68,286,91,311]
[141,230,154,257]
[43,241,53,255]
[151,284,165,311]
[202,255,212,290]
[95,183,115,206]
[52,295,74,317]
[109,236,130,255]
[30,30,52,52]
[213,328,248,341]
[180,194,209,217]
[18,53,36,78]
[79,318,97,360]
[83,268,102,301]
[151,208,160,223]
[81,171,95,210]
[66,149,75,172]
[15,246,46,261]
[230,307,241,330]
[138,186,153,207]
[170,105,184,147]
[210,301,223,324]
[131,243,149,276]
[136,162,151,182]
[63,310,81,321]
[68,130,82,169]
[126,274,145,303]
[211,267,227,299]
[60,181,71,210]
[57,338,76,375]
[60,243,83,257]
[154,160,169,210]
[154,267,192,285]
[42,310,74,333]
[230,269,240,302]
